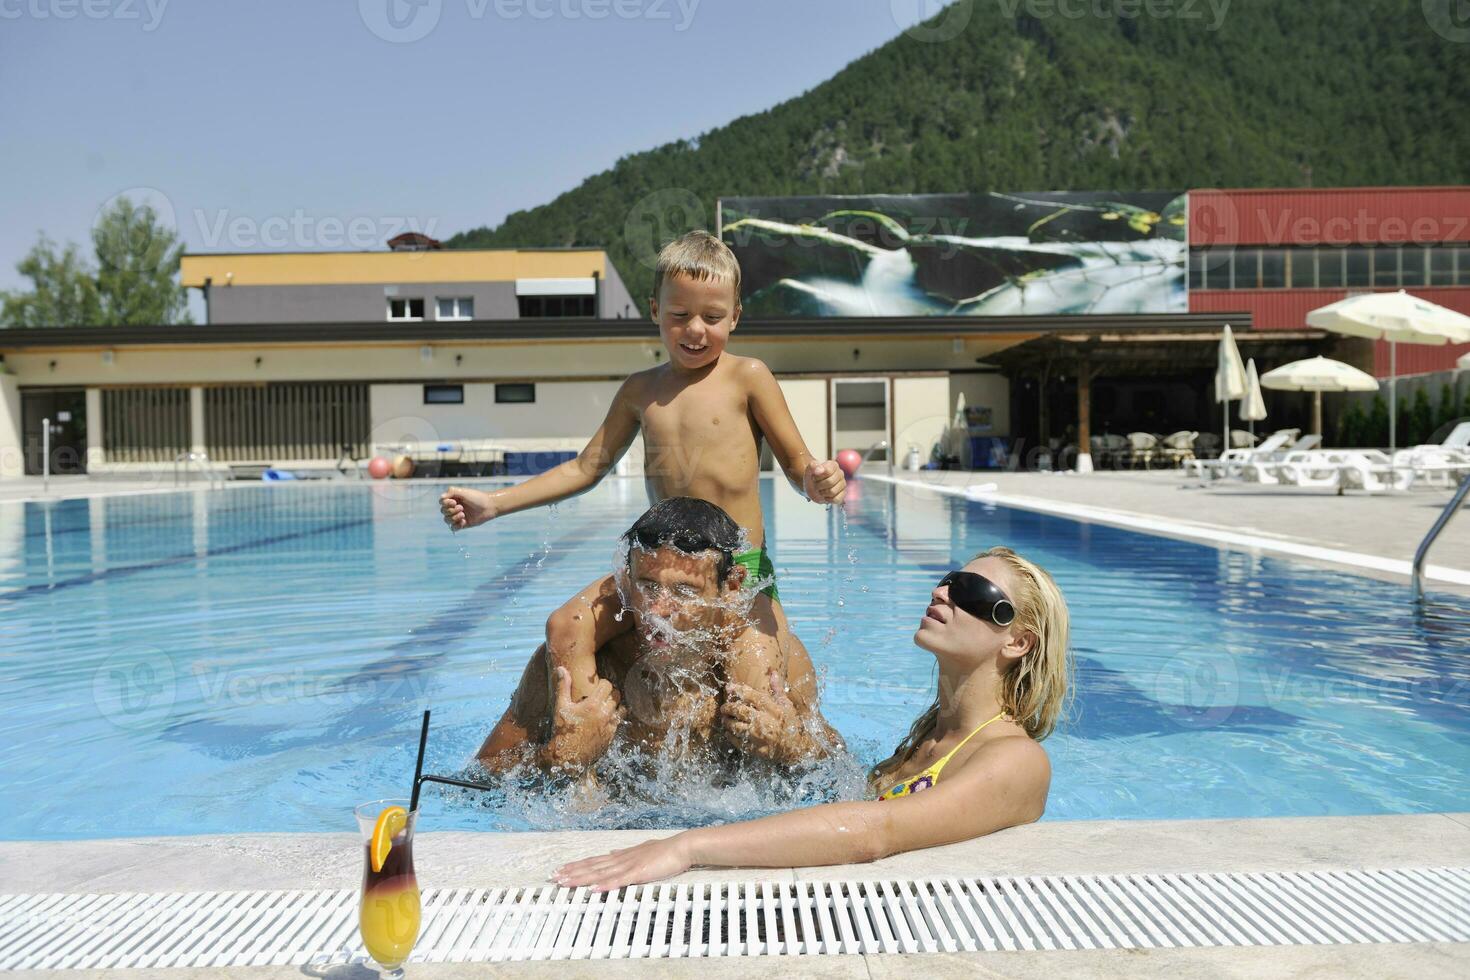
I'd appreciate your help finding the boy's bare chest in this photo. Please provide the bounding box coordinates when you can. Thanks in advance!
[639,386,756,448]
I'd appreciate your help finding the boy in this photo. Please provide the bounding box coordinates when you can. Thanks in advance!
[440,230,844,712]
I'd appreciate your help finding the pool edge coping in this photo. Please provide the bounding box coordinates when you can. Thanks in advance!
[862,472,1470,588]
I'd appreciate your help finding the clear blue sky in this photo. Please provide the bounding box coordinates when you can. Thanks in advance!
[0,0,942,304]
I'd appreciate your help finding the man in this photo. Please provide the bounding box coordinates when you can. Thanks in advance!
[476,497,839,776]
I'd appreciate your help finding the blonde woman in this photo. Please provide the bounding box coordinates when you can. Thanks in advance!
[554,547,1071,890]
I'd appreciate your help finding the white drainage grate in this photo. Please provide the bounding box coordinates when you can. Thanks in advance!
[2,868,1467,969]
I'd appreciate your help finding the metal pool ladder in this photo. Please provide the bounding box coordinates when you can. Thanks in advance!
[1412,472,1470,602]
[173,451,223,489]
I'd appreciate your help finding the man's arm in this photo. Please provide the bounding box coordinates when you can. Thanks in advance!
[545,574,635,703]
[476,647,623,774]
[742,359,844,504]
[719,628,841,764]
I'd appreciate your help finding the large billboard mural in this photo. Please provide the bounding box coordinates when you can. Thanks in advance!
[719,191,1187,317]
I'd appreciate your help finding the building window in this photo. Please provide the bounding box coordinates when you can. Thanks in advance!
[1373,246,1401,288]
[1400,246,1428,287]
[1345,247,1371,287]
[495,383,535,404]
[1318,247,1345,288]
[517,294,595,318]
[1232,248,1260,289]
[1187,250,1205,291]
[423,384,464,405]
[1288,249,1315,288]
[1259,249,1286,289]
[1201,249,1232,290]
[436,297,474,321]
[1456,247,1470,286]
[1429,245,1456,286]
[388,298,425,321]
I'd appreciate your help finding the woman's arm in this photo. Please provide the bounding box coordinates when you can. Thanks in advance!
[554,735,1049,891]
[742,359,844,503]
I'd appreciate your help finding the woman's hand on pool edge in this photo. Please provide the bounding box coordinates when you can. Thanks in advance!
[553,835,693,892]
[440,486,497,530]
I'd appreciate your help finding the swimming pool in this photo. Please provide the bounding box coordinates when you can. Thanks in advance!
[1,477,1466,840]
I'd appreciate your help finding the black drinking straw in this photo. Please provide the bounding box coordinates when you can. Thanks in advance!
[409,709,430,812]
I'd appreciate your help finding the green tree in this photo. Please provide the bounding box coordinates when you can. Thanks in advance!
[92,197,190,326]
[0,237,101,328]
[1437,383,1458,430]
[1337,400,1365,448]
[1367,394,1389,447]
[1408,387,1433,445]
[1,198,190,328]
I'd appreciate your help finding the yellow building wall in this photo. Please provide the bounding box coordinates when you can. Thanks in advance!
[180,249,609,287]
[893,376,953,465]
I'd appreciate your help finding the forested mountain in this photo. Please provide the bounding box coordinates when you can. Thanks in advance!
[448,0,1468,308]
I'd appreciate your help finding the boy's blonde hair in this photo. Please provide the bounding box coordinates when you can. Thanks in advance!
[652,230,742,309]
[873,546,1072,783]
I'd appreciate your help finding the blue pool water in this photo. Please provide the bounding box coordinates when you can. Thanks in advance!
[1,477,1467,840]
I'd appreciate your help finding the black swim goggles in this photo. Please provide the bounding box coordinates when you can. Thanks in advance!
[937,571,1016,627]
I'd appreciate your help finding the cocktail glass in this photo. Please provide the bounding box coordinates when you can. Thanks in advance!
[355,799,421,978]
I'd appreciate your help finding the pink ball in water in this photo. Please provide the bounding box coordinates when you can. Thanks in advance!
[367,456,391,480]
[836,449,863,478]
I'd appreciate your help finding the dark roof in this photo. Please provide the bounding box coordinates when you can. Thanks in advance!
[0,312,1254,349]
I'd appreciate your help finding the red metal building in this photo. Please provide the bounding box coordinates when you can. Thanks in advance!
[1188,187,1470,376]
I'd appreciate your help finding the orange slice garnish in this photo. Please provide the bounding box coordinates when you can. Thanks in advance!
[370,805,408,873]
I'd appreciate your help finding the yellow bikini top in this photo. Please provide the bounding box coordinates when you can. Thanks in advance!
[877,710,1008,801]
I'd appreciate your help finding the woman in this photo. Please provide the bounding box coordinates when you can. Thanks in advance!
[554,546,1070,890]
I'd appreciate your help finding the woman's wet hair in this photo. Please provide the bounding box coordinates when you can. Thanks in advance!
[622,497,741,579]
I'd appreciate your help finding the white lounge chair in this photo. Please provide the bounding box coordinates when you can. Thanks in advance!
[1338,451,1415,493]
[1391,421,1470,487]
[1273,449,1359,489]
[1240,434,1323,484]
[1187,428,1299,481]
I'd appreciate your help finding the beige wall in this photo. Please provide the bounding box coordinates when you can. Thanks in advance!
[0,335,1014,473]
[0,334,1024,388]
[778,378,829,461]
[0,374,21,479]
[368,380,646,474]
[893,375,952,464]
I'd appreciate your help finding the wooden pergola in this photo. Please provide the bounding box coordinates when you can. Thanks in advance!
[986,327,1367,464]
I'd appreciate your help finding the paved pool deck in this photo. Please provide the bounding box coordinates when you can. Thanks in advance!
[3,813,1468,977]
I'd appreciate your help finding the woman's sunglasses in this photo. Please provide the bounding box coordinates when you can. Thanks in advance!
[937,571,1016,627]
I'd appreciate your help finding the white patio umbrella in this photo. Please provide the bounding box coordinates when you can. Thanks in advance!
[1306,291,1470,457]
[1215,325,1247,452]
[1259,356,1379,438]
[1239,358,1268,439]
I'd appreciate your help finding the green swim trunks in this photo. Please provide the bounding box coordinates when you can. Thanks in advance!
[733,547,779,601]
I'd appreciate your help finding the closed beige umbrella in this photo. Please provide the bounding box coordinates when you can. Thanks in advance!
[1459,350,1470,370]
[1239,358,1268,439]
[1259,356,1379,437]
[1215,325,1247,453]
